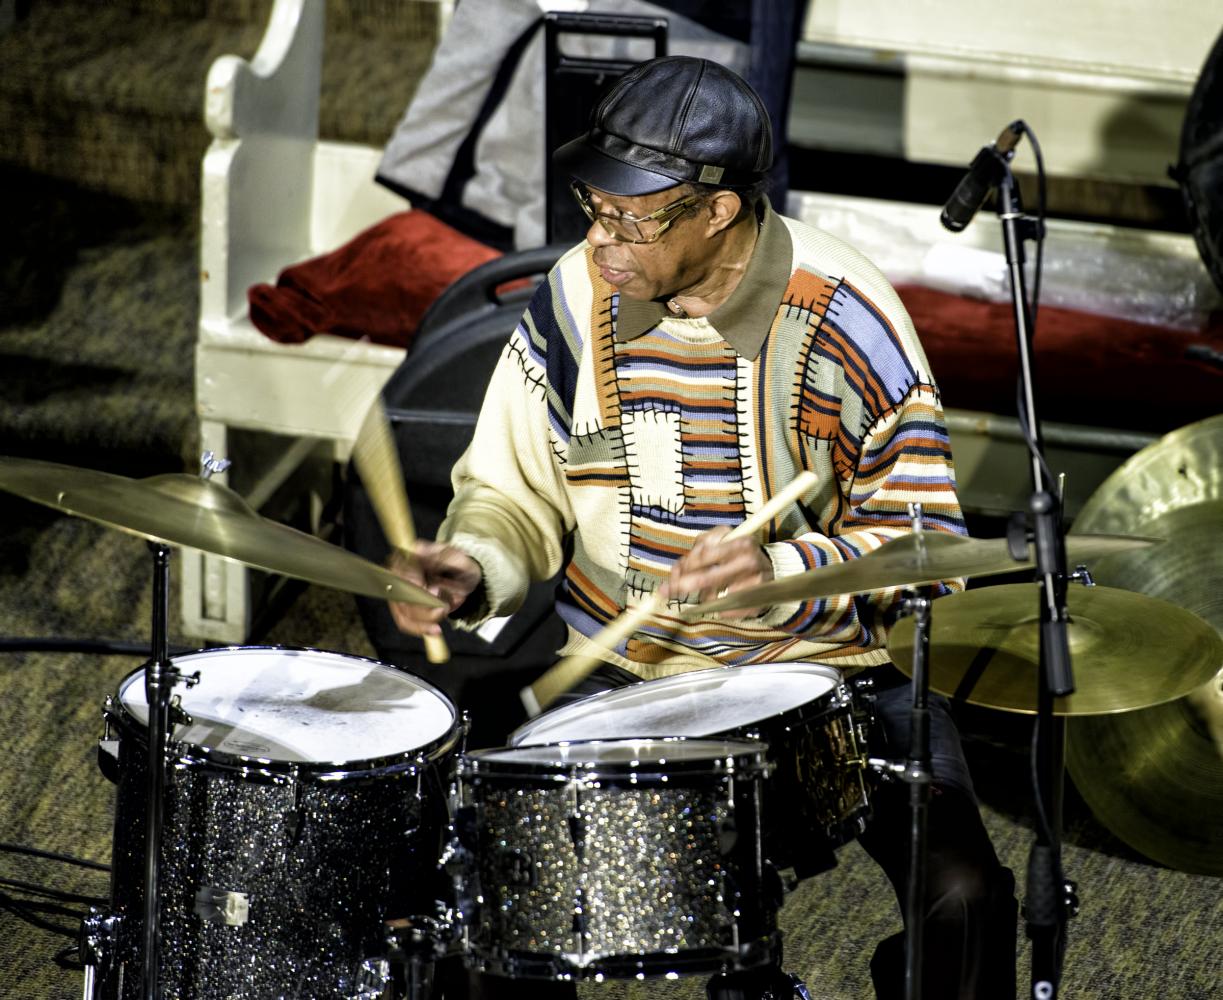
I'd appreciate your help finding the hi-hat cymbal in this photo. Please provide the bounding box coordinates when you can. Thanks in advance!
[888,583,1223,716]
[692,530,1157,614]
[0,456,443,607]
[1064,415,1223,875]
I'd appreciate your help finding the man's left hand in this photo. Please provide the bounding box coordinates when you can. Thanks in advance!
[660,526,774,618]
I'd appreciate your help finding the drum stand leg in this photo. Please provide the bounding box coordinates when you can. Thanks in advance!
[80,909,122,1000]
[383,921,444,1000]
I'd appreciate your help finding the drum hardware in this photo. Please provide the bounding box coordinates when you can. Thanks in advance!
[895,576,935,1000]
[192,887,249,926]
[79,910,123,1000]
[137,540,176,1000]
[1068,564,1094,587]
[383,915,451,1000]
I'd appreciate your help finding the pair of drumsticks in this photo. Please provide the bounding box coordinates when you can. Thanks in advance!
[352,396,816,714]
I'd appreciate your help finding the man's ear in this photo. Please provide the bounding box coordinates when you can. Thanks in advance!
[705,190,744,235]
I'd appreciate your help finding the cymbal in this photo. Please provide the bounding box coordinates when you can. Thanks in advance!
[1065,416,1223,874]
[691,530,1157,614]
[1070,412,1223,536]
[887,583,1223,716]
[0,456,444,608]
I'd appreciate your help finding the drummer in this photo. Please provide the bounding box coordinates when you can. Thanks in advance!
[390,56,1016,1000]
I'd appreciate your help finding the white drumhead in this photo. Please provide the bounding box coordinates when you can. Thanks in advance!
[511,662,842,746]
[119,647,455,764]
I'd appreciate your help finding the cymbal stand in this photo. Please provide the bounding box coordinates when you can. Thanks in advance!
[993,140,1078,999]
[139,541,178,1000]
[870,504,935,1000]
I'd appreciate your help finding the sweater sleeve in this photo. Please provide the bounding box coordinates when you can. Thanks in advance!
[756,385,966,638]
[437,319,575,627]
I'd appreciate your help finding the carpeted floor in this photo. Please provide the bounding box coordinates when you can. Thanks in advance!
[1,179,1221,999]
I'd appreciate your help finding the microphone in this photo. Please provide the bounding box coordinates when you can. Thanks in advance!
[940,121,1025,232]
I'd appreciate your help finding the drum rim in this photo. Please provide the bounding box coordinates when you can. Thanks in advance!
[509,661,848,746]
[466,932,782,980]
[111,644,462,776]
[462,736,770,780]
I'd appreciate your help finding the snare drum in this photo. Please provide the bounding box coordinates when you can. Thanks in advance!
[100,646,461,1000]
[454,739,780,981]
[511,663,873,875]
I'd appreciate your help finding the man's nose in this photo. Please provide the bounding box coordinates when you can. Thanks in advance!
[586,218,615,248]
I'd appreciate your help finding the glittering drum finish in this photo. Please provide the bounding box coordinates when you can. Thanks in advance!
[457,740,779,980]
[510,663,875,871]
[103,647,461,1000]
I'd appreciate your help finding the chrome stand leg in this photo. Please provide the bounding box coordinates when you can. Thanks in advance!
[80,910,122,1000]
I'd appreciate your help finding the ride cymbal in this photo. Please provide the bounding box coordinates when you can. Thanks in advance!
[692,530,1157,614]
[0,456,443,607]
[887,583,1223,716]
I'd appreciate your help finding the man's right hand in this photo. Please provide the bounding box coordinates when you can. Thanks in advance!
[388,541,483,638]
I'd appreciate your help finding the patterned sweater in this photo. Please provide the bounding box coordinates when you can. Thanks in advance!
[439,202,965,681]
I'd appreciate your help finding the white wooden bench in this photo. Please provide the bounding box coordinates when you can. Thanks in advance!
[188,0,1216,642]
[187,0,450,640]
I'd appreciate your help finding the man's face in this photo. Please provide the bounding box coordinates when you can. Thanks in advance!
[583,185,716,302]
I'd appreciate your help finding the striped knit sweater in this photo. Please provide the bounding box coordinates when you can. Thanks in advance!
[439,202,965,681]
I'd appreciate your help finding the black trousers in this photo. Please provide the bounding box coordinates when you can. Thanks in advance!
[453,664,1018,1000]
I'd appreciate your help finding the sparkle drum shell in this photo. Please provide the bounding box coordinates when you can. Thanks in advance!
[511,663,873,872]
[455,739,779,981]
[102,646,461,1000]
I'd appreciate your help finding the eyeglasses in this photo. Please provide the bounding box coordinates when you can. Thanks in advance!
[570,183,700,244]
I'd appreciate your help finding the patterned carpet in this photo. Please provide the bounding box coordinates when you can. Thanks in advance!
[0,177,1220,1000]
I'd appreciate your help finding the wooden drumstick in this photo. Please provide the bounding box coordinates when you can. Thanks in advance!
[352,398,451,664]
[521,470,818,715]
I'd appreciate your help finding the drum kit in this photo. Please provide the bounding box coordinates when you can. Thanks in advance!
[1,437,1221,1000]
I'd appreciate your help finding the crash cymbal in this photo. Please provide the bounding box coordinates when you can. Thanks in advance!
[1064,418,1223,874]
[0,456,443,608]
[1067,665,1223,875]
[887,583,1223,716]
[692,530,1157,614]
[1070,412,1223,535]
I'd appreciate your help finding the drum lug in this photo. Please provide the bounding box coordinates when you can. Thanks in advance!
[80,909,124,1000]
[168,693,194,732]
[353,956,393,998]
[441,807,481,932]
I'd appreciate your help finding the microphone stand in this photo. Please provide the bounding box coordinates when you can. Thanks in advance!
[993,165,1079,1000]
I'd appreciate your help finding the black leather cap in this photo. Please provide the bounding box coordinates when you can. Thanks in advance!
[553,56,773,197]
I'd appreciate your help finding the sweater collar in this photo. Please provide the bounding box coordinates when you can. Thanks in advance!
[613,200,792,361]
